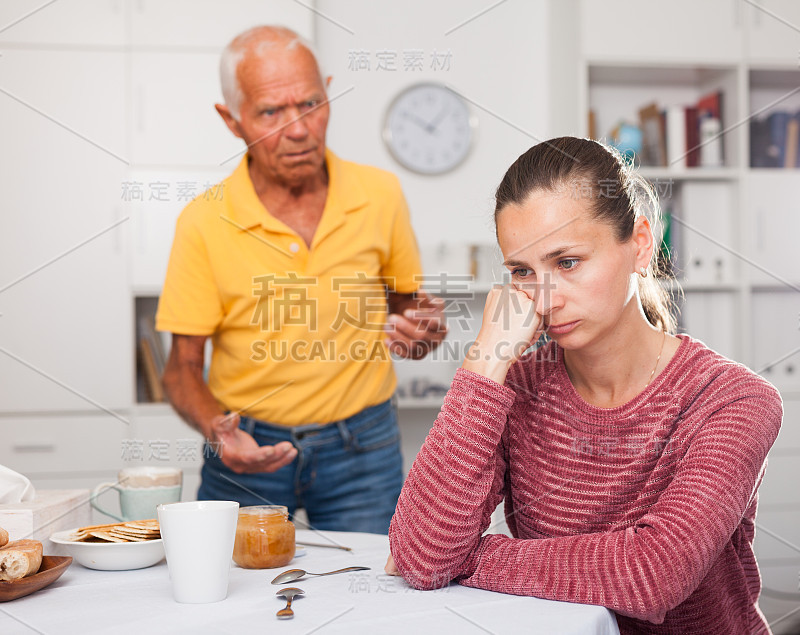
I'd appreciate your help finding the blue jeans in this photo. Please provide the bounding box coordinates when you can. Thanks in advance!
[197,398,403,534]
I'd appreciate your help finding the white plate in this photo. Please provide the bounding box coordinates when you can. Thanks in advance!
[294,546,306,559]
[49,529,165,571]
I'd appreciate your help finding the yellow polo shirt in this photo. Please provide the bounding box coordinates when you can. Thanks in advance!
[156,150,422,425]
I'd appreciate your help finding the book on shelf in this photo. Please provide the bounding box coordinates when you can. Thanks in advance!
[139,337,165,402]
[767,110,790,167]
[137,314,167,402]
[665,105,687,168]
[750,117,773,167]
[784,116,799,168]
[657,206,675,277]
[623,92,725,169]
[750,109,800,168]
[639,102,667,167]
[684,106,700,167]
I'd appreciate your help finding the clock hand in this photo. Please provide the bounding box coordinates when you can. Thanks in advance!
[402,111,435,132]
[427,106,450,133]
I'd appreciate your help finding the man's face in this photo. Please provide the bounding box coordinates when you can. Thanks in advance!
[231,45,330,188]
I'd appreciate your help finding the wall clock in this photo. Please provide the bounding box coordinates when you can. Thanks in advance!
[382,82,476,175]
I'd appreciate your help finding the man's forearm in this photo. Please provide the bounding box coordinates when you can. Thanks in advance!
[162,364,223,439]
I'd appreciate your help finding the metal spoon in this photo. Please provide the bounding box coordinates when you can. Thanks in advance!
[275,587,304,619]
[271,566,370,585]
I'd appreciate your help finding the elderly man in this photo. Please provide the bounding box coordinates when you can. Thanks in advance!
[157,26,445,533]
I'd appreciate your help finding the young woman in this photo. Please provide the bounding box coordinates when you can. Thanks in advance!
[387,137,782,633]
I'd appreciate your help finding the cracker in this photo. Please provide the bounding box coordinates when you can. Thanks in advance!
[113,530,159,540]
[88,530,128,543]
[124,520,159,530]
[107,531,149,542]
[112,529,154,536]
[68,519,160,542]
[75,522,122,533]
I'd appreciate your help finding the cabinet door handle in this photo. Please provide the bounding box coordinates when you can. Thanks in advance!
[13,444,56,453]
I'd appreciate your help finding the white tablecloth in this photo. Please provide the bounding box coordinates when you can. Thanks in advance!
[1,530,620,635]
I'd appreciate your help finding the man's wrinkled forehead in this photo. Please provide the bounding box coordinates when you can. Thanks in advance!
[238,39,324,87]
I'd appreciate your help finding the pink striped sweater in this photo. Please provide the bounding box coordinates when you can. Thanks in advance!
[389,335,783,634]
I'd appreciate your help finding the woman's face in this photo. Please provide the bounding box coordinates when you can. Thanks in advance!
[496,188,645,350]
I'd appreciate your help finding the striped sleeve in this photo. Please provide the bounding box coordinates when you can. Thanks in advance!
[388,367,782,625]
[389,368,515,587]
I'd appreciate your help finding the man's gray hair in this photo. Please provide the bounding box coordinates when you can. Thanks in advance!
[219,25,320,120]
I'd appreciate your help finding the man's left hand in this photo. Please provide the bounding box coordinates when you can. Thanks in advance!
[385,290,447,360]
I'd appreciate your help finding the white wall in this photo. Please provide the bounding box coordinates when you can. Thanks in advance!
[312,0,563,469]
[316,0,551,248]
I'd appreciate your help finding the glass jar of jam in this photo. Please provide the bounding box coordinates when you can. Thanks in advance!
[233,505,295,569]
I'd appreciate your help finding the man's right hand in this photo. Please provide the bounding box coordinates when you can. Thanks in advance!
[162,333,298,474]
[209,412,297,474]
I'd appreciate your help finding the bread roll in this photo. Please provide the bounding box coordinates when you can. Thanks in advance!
[0,539,43,580]
[0,526,8,548]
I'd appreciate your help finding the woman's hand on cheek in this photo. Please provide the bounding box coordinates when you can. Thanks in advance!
[462,284,542,384]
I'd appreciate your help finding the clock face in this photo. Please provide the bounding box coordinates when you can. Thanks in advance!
[383,83,475,175]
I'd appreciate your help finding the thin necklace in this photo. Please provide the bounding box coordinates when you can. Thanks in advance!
[645,330,667,388]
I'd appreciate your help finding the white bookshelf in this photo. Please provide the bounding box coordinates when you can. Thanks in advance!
[578,1,800,627]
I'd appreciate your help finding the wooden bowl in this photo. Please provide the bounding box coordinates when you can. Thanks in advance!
[0,555,73,602]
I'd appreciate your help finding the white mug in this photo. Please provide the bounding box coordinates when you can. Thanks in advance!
[157,500,239,604]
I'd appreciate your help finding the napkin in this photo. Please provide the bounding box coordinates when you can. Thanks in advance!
[0,464,35,504]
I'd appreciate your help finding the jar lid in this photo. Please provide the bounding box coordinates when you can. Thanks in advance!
[239,505,288,517]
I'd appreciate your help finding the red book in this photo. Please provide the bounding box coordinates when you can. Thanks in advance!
[685,106,700,167]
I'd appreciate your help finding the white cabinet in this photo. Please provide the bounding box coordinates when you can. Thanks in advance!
[679,182,739,285]
[746,173,800,287]
[579,0,743,62]
[679,291,739,361]
[0,2,313,504]
[128,167,230,293]
[773,396,800,451]
[0,0,125,46]
[744,0,800,63]
[750,291,800,391]
[579,8,800,620]
[0,2,314,415]
[129,53,243,167]
[129,0,314,48]
[0,49,131,412]
[753,396,800,623]
[0,414,126,475]
[582,0,800,67]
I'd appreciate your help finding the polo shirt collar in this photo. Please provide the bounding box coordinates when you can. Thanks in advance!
[224,149,368,240]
